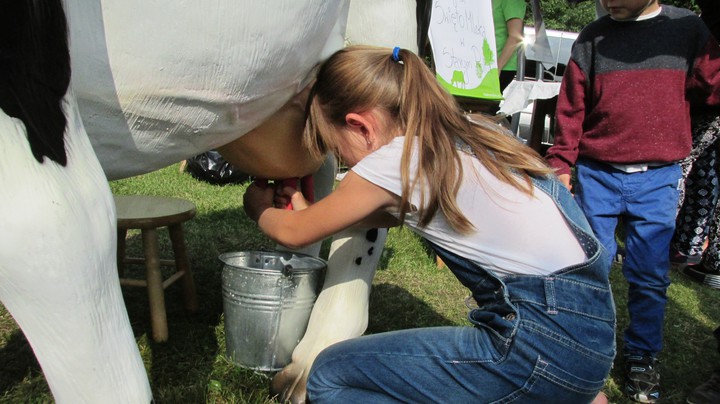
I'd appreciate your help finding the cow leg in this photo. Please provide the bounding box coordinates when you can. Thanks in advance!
[269,157,388,403]
[0,95,153,403]
[271,227,388,403]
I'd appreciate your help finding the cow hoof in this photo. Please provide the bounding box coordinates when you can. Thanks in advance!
[270,363,308,404]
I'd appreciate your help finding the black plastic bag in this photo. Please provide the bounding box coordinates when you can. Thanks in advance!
[185,150,250,185]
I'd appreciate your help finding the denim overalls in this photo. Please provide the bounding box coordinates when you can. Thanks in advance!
[308,174,617,404]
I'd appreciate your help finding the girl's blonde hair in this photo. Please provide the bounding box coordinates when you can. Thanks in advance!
[304,45,554,234]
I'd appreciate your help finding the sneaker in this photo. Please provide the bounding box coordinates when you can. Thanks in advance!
[687,370,720,404]
[671,251,703,266]
[683,264,720,290]
[625,354,661,403]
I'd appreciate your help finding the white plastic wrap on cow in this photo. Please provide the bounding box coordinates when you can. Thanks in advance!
[346,0,419,52]
[64,0,350,180]
[0,92,153,403]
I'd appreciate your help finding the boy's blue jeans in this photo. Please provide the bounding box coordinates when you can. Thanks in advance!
[306,175,616,403]
[575,159,682,356]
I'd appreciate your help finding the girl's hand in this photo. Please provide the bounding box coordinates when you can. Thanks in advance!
[243,180,275,222]
[245,171,397,249]
[274,185,311,211]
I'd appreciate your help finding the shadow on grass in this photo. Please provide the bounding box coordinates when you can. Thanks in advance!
[367,283,458,334]
[0,329,45,395]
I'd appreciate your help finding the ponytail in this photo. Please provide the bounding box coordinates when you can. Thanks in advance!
[305,45,553,234]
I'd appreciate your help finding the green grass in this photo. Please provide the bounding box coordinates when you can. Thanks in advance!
[1,163,719,403]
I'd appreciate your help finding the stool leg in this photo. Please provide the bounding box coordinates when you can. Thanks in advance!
[169,223,198,313]
[142,228,169,342]
[117,228,127,277]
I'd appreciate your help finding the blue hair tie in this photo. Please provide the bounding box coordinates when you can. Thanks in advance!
[392,47,401,62]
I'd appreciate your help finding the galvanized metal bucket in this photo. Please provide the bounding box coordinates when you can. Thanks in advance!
[219,250,326,371]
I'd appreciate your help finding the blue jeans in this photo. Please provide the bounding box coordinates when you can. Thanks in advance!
[574,159,682,356]
[307,175,616,403]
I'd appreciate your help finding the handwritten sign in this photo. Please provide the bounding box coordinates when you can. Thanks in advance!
[428,0,501,100]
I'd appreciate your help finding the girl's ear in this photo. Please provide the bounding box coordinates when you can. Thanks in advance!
[345,112,370,135]
[345,110,382,149]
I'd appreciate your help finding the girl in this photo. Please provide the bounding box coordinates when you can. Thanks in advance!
[243,45,615,403]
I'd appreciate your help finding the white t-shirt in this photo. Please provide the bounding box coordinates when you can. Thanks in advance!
[351,136,587,276]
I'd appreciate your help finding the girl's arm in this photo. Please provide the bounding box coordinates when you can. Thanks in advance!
[270,180,401,229]
[243,171,399,249]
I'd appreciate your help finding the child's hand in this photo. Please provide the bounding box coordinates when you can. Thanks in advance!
[274,185,311,211]
[243,180,275,222]
[558,174,573,192]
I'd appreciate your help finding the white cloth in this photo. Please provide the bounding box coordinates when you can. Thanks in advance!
[498,80,561,116]
[351,137,587,276]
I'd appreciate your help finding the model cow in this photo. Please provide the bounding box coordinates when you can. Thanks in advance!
[1,0,418,403]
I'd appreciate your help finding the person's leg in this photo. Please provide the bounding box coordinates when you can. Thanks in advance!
[562,162,636,402]
[622,164,681,355]
[684,116,720,289]
[673,141,718,262]
[702,192,720,272]
[673,112,720,264]
[307,326,514,403]
[691,197,720,288]
[576,163,680,355]
[499,70,516,94]
[621,164,681,403]
[307,322,609,404]
[574,160,623,260]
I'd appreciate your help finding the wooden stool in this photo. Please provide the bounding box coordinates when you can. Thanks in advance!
[114,195,199,342]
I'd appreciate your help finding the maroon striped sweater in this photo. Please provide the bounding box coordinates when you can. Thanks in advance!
[545,6,720,176]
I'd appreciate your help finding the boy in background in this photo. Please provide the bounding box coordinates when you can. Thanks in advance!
[544,0,720,402]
